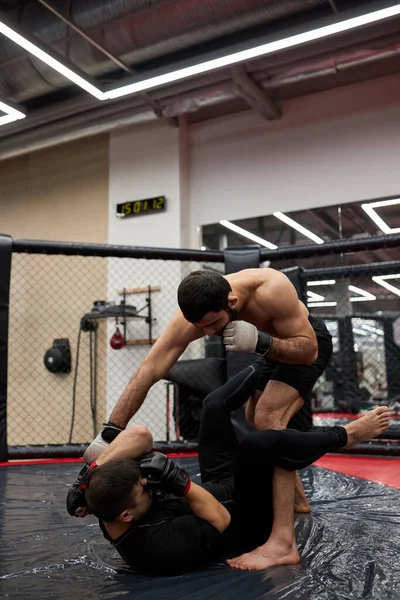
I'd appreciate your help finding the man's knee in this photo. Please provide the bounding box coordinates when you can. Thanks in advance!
[121,424,153,453]
[253,408,284,430]
[202,389,224,416]
[253,392,304,430]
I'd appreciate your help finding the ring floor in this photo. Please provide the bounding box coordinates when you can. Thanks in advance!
[0,456,399,600]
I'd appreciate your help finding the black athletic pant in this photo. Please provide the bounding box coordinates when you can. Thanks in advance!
[198,364,348,552]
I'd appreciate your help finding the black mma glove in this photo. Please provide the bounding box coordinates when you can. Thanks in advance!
[139,452,191,496]
[223,321,273,356]
[66,461,97,517]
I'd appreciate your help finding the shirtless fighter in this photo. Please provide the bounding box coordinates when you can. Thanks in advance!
[69,267,333,569]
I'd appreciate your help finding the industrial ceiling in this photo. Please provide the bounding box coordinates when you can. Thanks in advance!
[0,1,399,158]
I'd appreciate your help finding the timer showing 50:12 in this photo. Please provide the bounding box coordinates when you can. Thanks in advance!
[116,196,166,218]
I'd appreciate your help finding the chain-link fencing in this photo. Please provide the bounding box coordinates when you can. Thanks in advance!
[5,237,400,457]
[7,251,227,452]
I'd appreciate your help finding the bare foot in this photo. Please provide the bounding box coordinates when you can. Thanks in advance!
[227,538,300,571]
[344,406,391,449]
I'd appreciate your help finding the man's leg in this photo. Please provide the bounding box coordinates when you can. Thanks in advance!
[228,406,390,570]
[198,365,260,483]
[247,380,310,512]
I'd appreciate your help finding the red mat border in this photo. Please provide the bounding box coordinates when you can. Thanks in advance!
[0,452,199,467]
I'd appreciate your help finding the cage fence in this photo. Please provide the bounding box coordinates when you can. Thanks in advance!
[4,235,400,458]
[7,252,225,451]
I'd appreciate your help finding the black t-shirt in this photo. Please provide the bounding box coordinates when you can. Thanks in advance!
[99,481,235,575]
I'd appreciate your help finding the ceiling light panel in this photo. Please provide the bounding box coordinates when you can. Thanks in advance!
[219,220,277,249]
[273,212,324,244]
[106,4,400,99]
[361,199,400,234]
[0,99,25,126]
[372,274,400,296]
[0,20,106,101]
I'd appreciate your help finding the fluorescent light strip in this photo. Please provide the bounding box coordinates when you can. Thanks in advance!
[219,220,277,249]
[372,275,400,297]
[308,301,337,307]
[307,290,325,302]
[273,212,324,244]
[348,284,376,302]
[0,99,25,126]
[353,328,372,337]
[360,324,384,335]
[106,4,400,99]
[0,100,25,120]
[0,21,106,101]
[1,3,399,114]
[361,198,400,234]
[307,280,336,286]
[376,273,400,279]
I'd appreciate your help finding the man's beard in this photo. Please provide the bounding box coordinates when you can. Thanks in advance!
[214,307,238,336]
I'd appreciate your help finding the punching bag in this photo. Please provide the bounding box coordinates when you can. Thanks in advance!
[110,327,125,350]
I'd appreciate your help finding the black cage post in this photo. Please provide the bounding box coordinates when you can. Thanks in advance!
[0,235,12,461]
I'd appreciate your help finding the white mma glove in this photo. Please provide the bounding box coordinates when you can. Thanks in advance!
[83,421,124,464]
[223,321,273,355]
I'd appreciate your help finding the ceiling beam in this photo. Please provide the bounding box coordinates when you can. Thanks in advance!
[307,210,339,239]
[231,65,281,120]
[328,1,339,14]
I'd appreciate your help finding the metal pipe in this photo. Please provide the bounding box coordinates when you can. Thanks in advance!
[36,0,134,74]
[11,238,224,262]
[261,234,400,261]
[12,235,400,267]
[306,260,400,280]
[36,0,165,119]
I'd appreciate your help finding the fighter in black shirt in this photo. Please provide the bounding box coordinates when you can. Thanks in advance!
[68,364,390,574]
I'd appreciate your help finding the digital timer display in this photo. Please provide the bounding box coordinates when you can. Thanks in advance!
[116,196,166,218]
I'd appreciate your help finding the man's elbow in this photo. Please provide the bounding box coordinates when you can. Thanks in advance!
[219,510,231,533]
[306,343,318,364]
[297,340,318,365]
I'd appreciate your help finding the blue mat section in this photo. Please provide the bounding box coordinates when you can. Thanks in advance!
[0,457,400,599]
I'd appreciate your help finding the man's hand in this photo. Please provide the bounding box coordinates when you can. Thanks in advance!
[66,462,97,517]
[83,421,124,464]
[139,452,191,496]
[223,321,273,356]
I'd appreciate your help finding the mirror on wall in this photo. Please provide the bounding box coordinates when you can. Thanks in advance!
[200,196,400,317]
[201,195,400,261]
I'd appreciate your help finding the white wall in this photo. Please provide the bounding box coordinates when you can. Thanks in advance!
[107,121,203,440]
[190,71,400,246]
[108,121,181,248]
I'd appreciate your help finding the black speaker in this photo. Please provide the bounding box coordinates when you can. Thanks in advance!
[44,339,71,374]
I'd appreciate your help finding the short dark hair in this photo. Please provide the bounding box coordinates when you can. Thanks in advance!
[177,271,232,322]
[86,460,142,522]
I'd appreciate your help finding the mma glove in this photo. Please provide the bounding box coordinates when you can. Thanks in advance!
[66,461,97,517]
[139,452,191,496]
[83,421,124,464]
[223,321,273,356]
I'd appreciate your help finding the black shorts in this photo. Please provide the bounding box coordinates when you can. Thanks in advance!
[254,315,332,431]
